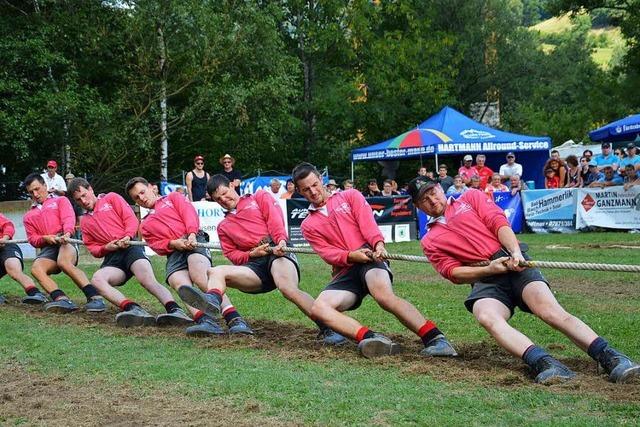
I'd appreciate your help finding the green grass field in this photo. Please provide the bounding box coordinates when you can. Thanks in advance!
[1,232,639,425]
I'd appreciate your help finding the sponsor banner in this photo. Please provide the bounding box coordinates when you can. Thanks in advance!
[576,186,640,229]
[437,140,549,153]
[352,146,435,161]
[192,201,226,244]
[521,189,577,233]
[285,197,417,246]
[418,191,524,238]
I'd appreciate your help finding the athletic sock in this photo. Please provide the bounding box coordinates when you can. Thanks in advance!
[222,306,241,324]
[587,337,609,360]
[314,320,329,332]
[164,301,180,313]
[355,326,375,342]
[25,286,39,297]
[206,288,223,304]
[418,320,443,346]
[119,299,138,312]
[193,310,205,322]
[49,289,66,301]
[81,284,99,301]
[522,345,550,368]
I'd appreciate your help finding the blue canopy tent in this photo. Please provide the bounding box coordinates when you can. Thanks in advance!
[589,114,640,143]
[351,106,552,188]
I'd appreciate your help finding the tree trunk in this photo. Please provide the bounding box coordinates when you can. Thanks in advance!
[157,22,169,181]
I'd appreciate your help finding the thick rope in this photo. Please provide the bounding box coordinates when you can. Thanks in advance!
[4,238,640,273]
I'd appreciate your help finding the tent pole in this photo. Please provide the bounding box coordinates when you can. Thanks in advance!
[351,162,354,182]
[435,153,439,171]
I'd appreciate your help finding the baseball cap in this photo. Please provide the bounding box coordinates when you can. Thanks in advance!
[506,152,515,158]
[194,155,204,162]
[47,160,57,168]
[627,142,636,149]
[327,179,337,186]
[65,173,75,180]
[463,155,473,162]
[588,159,598,167]
[601,142,611,148]
[407,177,438,202]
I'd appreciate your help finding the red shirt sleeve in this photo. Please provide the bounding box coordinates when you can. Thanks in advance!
[58,197,77,235]
[301,221,350,267]
[465,190,509,237]
[218,222,249,265]
[256,191,288,243]
[111,193,139,238]
[169,192,199,235]
[0,214,15,239]
[23,212,44,248]
[345,190,384,249]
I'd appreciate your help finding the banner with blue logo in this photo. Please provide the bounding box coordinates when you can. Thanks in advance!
[520,189,577,233]
[418,191,524,238]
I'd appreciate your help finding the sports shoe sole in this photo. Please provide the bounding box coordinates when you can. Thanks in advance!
[612,365,640,384]
[44,303,79,314]
[359,340,402,359]
[185,325,226,337]
[85,303,107,313]
[22,296,48,305]
[156,313,194,327]
[178,286,220,317]
[115,313,156,328]
[536,372,576,385]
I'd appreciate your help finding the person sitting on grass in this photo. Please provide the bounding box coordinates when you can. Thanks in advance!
[0,213,48,305]
[292,162,457,359]
[68,178,197,330]
[413,177,640,384]
[176,174,346,345]
[23,173,106,314]
[126,176,253,336]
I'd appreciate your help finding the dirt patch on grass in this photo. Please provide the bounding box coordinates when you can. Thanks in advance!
[551,278,639,299]
[3,301,640,407]
[545,244,640,250]
[0,360,292,426]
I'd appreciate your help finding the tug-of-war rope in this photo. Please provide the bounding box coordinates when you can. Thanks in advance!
[4,238,640,273]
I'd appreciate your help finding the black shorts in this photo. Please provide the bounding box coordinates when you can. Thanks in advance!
[464,245,549,317]
[100,245,150,285]
[165,232,211,283]
[241,253,300,294]
[36,245,79,271]
[0,243,24,278]
[323,261,393,311]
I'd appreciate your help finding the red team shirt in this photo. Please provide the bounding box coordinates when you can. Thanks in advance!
[0,214,16,239]
[80,193,139,258]
[139,192,200,256]
[301,189,384,270]
[421,189,510,283]
[217,190,288,266]
[23,196,76,248]
[474,166,494,190]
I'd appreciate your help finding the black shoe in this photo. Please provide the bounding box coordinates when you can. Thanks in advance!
[185,315,225,336]
[22,292,48,305]
[156,308,194,327]
[177,286,221,318]
[115,306,156,327]
[227,317,254,335]
[357,333,402,359]
[532,356,576,384]
[597,346,640,383]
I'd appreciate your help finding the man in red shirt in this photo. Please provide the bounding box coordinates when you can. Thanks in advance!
[0,213,48,305]
[291,162,457,359]
[23,173,106,313]
[126,176,252,335]
[414,177,639,384]
[177,174,346,345]
[457,154,475,185]
[473,154,494,190]
[68,178,206,331]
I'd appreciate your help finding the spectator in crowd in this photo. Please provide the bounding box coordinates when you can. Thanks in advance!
[326,179,339,195]
[436,165,454,193]
[267,178,286,200]
[582,149,593,161]
[175,187,188,198]
[594,142,618,172]
[186,155,210,202]
[151,182,160,196]
[361,179,382,197]
[446,175,468,196]
[64,173,84,221]
[400,182,410,194]
[544,168,560,189]
[41,160,67,197]
[390,180,400,194]
[499,152,523,182]
[474,154,494,190]
[342,179,354,191]
[543,158,567,187]
[583,160,604,186]
[219,154,242,190]
[485,173,509,195]
[469,176,481,190]
[623,164,640,190]
[280,179,295,199]
[426,170,435,179]
[509,174,527,196]
[418,166,428,177]
[620,143,640,171]
[579,156,590,185]
[565,155,583,188]
[614,147,626,162]
[381,179,400,196]
[589,165,623,188]
[550,149,562,162]
[458,154,475,185]
[65,173,75,187]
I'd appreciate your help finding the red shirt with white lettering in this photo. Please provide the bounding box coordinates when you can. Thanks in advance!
[23,196,76,248]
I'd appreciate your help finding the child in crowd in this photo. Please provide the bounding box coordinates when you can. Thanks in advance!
[544,168,560,189]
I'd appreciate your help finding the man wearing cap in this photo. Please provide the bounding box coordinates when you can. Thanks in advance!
[458,155,475,185]
[41,160,67,197]
[291,162,457,359]
[219,154,242,191]
[584,160,604,186]
[177,174,346,345]
[413,177,640,384]
[619,143,640,171]
[499,153,523,182]
[593,142,619,172]
[186,155,210,202]
[326,179,340,195]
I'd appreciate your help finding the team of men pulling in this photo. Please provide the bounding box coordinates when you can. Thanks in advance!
[0,163,638,385]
